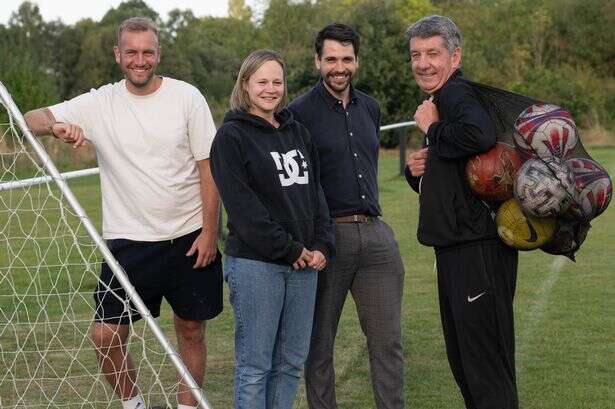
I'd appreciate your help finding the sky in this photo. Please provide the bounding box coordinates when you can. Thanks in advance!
[0,0,243,25]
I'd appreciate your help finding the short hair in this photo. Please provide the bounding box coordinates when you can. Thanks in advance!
[405,15,462,53]
[117,17,159,45]
[315,23,360,58]
[230,49,288,114]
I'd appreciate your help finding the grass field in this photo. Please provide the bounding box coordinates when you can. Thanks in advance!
[2,147,615,408]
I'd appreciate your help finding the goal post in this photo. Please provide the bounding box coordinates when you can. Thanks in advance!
[0,81,213,409]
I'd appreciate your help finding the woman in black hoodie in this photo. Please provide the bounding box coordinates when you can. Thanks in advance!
[210,49,334,409]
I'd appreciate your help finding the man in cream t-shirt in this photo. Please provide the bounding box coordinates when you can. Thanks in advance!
[24,17,221,409]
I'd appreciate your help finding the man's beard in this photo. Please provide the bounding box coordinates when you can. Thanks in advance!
[127,72,155,88]
[123,64,156,88]
[324,71,352,92]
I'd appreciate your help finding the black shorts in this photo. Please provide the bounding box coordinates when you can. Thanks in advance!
[94,229,223,324]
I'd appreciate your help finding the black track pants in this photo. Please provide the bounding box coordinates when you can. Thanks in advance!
[435,240,518,409]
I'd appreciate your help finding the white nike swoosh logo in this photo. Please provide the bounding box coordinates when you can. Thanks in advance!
[467,292,486,303]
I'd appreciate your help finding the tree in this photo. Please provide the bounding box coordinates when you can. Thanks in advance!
[100,0,159,26]
[395,0,437,23]
[7,1,66,76]
[165,16,261,122]
[53,19,98,99]
[260,0,333,96]
[8,1,45,41]
[344,0,423,145]
[72,25,119,92]
[2,2,59,112]
[0,47,57,124]
[2,0,613,143]
[165,9,196,39]
[551,0,615,77]
[229,0,253,21]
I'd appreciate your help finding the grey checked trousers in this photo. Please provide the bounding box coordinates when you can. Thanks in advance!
[305,218,405,409]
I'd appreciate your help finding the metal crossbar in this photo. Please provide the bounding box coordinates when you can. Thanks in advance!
[0,121,417,191]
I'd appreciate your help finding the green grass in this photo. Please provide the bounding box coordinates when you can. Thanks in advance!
[2,148,615,408]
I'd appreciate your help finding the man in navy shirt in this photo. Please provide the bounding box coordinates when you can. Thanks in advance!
[289,23,405,409]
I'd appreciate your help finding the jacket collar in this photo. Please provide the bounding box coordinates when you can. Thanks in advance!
[432,69,463,101]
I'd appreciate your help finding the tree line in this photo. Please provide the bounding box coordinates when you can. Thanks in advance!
[1,0,613,148]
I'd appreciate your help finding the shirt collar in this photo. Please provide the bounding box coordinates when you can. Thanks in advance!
[316,79,359,109]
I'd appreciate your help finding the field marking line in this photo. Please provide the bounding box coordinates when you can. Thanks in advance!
[516,256,568,374]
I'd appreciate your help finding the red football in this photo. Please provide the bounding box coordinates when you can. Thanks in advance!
[466,142,523,201]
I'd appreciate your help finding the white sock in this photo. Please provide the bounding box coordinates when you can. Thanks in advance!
[122,395,145,409]
[177,405,198,409]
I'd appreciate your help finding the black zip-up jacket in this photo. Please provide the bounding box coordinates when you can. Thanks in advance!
[405,70,499,248]
[210,109,335,265]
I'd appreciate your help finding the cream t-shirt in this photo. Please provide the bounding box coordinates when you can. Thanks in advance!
[50,77,216,241]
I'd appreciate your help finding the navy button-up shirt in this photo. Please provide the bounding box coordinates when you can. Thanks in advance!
[289,80,382,217]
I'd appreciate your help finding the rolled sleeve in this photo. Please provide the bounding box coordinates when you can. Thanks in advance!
[48,91,98,142]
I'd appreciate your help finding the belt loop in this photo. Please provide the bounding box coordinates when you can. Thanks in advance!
[353,214,359,222]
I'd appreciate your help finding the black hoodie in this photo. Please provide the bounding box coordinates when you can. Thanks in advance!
[210,108,335,265]
[405,70,499,249]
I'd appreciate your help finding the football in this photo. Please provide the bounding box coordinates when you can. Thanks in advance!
[564,158,613,221]
[514,158,574,218]
[513,103,578,160]
[466,142,522,201]
[541,219,591,261]
[496,198,557,250]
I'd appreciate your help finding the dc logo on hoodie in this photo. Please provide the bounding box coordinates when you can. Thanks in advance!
[270,150,309,187]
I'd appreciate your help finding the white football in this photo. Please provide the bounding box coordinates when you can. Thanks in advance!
[514,158,575,217]
[564,158,613,220]
[514,104,578,160]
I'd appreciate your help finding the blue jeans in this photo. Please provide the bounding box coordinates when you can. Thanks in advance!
[224,256,318,409]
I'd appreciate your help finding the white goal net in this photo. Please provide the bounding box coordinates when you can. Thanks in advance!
[0,82,211,409]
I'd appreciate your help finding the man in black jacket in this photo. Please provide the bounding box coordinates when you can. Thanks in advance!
[289,24,405,409]
[405,15,519,409]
